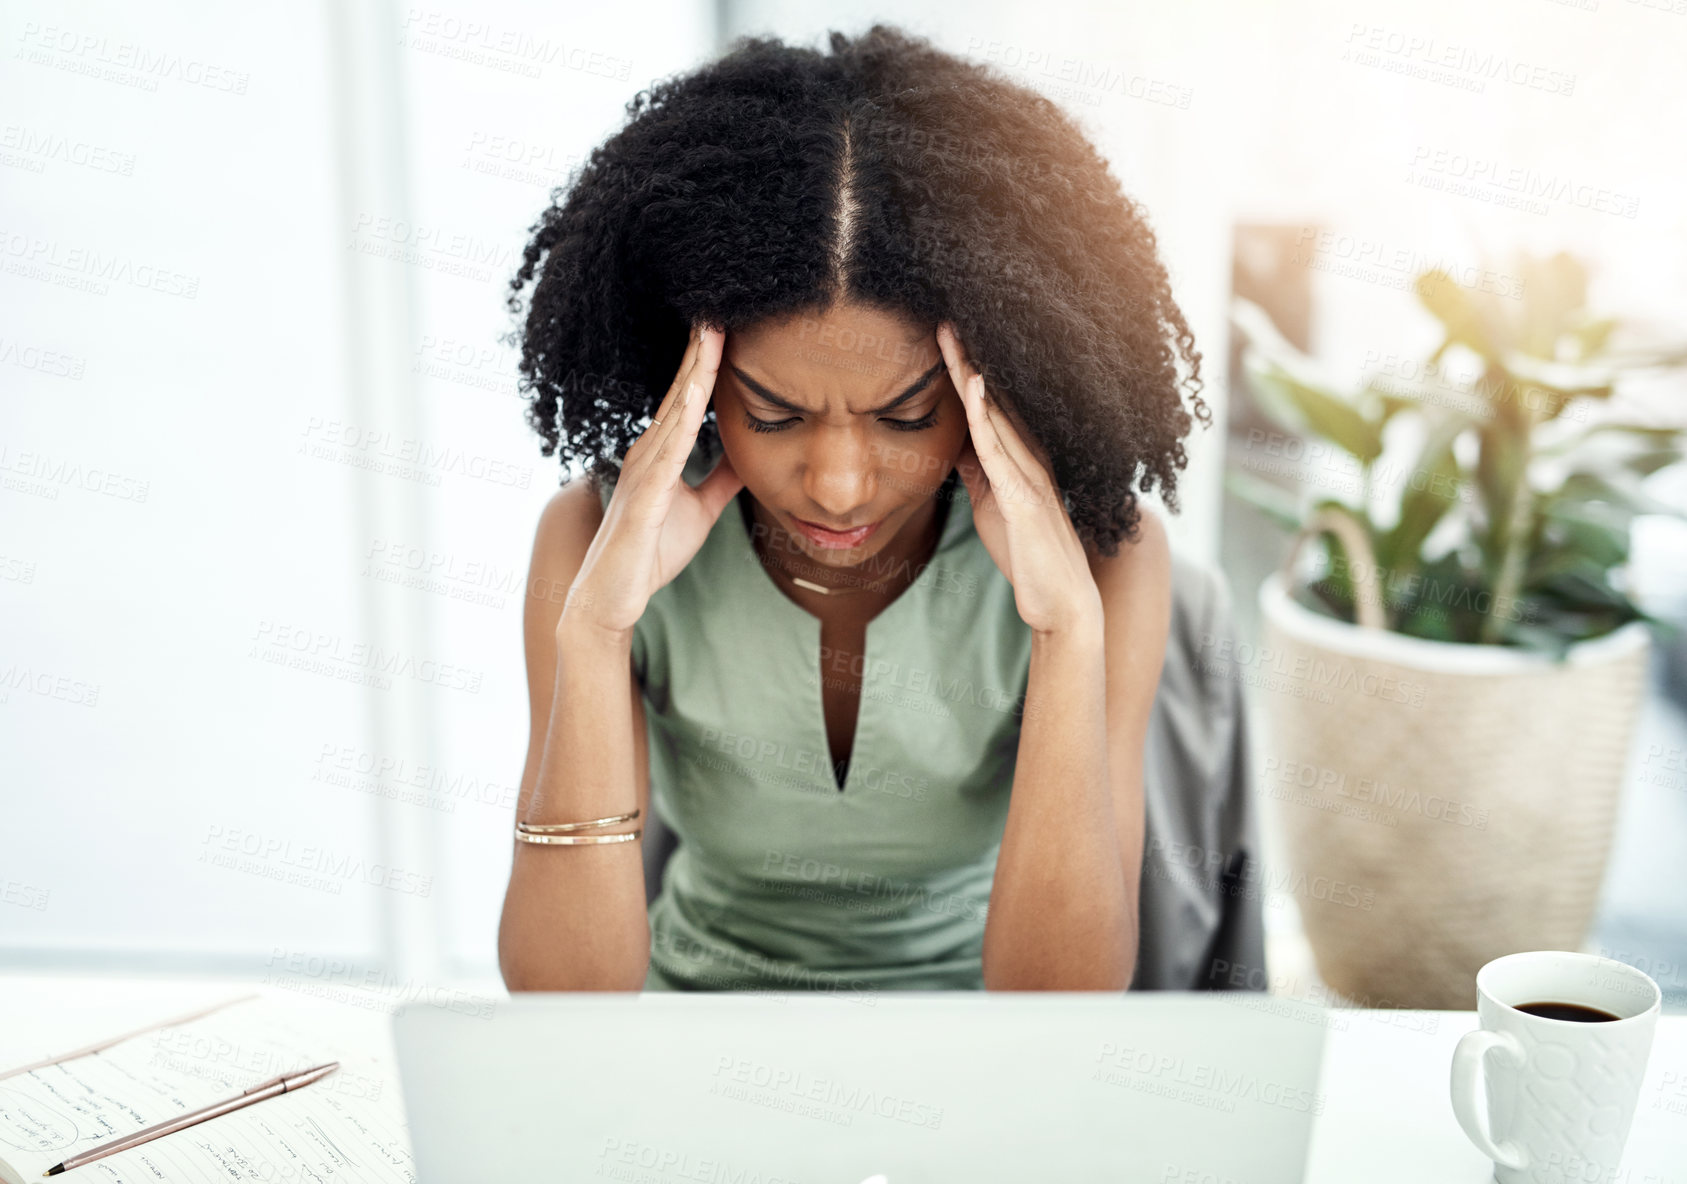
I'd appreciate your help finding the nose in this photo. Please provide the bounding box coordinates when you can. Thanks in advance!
[800,426,877,523]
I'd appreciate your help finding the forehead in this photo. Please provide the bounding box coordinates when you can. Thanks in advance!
[725,304,942,408]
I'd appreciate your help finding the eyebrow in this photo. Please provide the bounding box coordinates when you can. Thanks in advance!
[728,360,947,416]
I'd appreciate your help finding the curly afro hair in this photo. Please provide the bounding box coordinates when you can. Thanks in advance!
[504,24,1209,554]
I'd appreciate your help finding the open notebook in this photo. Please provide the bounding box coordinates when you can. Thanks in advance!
[0,996,414,1183]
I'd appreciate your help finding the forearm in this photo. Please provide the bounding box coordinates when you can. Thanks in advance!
[498,620,650,991]
[982,617,1141,990]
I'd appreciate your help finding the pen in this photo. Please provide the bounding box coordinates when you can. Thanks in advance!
[0,994,261,1082]
[43,1061,339,1176]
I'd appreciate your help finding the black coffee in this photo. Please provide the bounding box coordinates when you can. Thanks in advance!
[1515,1001,1621,1023]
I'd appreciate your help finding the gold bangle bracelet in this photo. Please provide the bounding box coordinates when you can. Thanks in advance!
[515,827,643,846]
[516,808,641,834]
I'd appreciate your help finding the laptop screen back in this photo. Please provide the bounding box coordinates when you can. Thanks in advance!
[394,992,1328,1183]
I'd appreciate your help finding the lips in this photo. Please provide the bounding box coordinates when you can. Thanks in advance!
[791,514,883,550]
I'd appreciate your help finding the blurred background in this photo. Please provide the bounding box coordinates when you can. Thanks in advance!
[4,0,1684,1011]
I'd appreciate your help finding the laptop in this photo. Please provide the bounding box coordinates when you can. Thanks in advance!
[393,991,1328,1183]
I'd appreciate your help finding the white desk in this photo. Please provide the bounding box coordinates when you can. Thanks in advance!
[1304,1006,1686,1181]
[2,975,1682,1181]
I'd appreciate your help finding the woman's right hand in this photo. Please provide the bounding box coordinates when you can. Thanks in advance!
[559,323,744,641]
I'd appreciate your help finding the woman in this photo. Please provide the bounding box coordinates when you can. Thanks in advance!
[497,25,1209,993]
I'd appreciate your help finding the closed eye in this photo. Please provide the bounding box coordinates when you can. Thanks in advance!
[742,409,940,434]
[885,409,940,432]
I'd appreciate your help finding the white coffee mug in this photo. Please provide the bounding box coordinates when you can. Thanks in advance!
[1449,950,1661,1183]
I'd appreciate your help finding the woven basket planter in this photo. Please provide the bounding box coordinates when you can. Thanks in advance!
[1257,571,1650,1010]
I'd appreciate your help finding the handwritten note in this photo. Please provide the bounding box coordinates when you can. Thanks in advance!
[0,997,414,1183]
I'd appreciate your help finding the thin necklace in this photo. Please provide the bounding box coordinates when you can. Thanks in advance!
[755,502,943,597]
[763,543,903,596]
[774,564,900,597]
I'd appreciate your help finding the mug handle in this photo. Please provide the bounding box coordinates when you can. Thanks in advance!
[1450,1029,1528,1170]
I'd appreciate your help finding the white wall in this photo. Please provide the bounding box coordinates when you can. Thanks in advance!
[5,0,1681,984]
[3,0,382,969]
[0,0,713,980]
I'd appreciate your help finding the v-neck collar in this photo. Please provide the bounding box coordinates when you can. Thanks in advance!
[727,472,971,795]
[730,471,968,627]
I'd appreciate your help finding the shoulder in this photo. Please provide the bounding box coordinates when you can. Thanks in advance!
[536,473,608,551]
[528,476,609,609]
[1086,505,1173,705]
[1086,503,1171,602]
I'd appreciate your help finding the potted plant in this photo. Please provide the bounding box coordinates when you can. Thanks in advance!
[1228,251,1687,1010]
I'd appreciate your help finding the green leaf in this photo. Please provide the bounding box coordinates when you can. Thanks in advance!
[1476,366,1536,433]
[1518,252,1588,357]
[1536,423,1683,458]
[1501,352,1617,400]
[1599,340,1687,370]
[1474,420,1527,563]
[1397,602,1461,643]
[1527,530,1626,582]
[1497,618,1576,658]
[1506,598,1637,648]
[1416,271,1498,359]
[1243,351,1384,464]
[1361,377,1492,430]
[1388,552,1487,644]
[1628,448,1687,477]
[1223,468,1300,531]
[1366,386,1426,428]
[1520,548,1584,586]
[1531,564,1633,612]
[1296,575,1355,625]
[1554,471,1680,519]
[1573,317,1618,360]
[1229,297,1308,366]
[1298,498,1382,625]
[1378,416,1467,574]
[1515,381,1610,425]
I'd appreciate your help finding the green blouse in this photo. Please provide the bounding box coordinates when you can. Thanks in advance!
[593,440,1033,992]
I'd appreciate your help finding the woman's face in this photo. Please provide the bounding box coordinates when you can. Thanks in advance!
[715,302,969,571]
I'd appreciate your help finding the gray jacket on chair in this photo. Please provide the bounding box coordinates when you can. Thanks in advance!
[640,553,1268,991]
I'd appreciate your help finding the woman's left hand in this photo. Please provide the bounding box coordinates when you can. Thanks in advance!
[936,322,1104,637]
